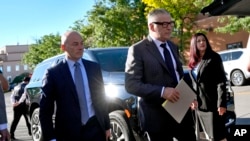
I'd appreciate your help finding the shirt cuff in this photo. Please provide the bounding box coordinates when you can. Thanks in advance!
[0,123,7,130]
[161,87,165,97]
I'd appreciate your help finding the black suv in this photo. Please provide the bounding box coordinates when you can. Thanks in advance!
[26,47,236,141]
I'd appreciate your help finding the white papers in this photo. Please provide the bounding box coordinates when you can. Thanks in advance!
[162,79,196,123]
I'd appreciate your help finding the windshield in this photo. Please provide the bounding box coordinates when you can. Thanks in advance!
[92,49,128,72]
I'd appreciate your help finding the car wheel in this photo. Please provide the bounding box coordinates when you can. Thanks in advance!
[109,110,134,141]
[231,70,246,86]
[31,108,44,141]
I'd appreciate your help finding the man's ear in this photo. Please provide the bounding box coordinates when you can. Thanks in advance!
[149,23,155,32]
[61,45,65,51]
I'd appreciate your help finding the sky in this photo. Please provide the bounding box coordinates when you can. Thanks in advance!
[0,0,95,47]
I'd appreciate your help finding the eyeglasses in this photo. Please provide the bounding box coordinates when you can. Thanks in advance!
[152,21,175,28]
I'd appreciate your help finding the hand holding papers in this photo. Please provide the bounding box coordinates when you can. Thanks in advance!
[162,79,196,123]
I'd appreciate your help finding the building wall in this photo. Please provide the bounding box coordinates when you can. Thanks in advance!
[0,45,32,82]
[181,15,249,65]
[195,16,249,51]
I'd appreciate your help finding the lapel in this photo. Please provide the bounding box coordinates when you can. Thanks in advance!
[81,59,94,99]
[144,36,183,78]
[61,59,79,101]
[81,59,91,89]
[145,36,170,71]
[167,41,183,78]
[196,56,209,82]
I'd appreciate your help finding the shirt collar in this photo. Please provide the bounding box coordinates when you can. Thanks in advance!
[149,35,166,47]
[65,56,83,68]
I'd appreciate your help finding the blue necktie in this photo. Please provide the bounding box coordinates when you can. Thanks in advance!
[74,62,89,124]
[160,43,178,85]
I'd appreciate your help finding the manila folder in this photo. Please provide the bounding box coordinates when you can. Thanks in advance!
[162,78,196,123]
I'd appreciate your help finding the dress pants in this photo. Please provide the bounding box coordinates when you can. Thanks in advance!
[10,103,31,137]
[81,116,106,141]
[147,109,196,141]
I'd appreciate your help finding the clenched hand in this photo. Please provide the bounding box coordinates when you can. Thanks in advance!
[162,87,180,103]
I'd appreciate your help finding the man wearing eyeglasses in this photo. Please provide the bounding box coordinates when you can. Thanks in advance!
[125,8,196,141]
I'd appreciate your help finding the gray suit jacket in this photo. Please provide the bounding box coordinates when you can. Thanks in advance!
[125,36,184,132]
[0,87,7,126]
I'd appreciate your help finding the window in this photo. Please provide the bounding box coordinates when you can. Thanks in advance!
[7,66,11,72]
[231,51,243,60]
[24,65,28,70]
[227,42,243,49]
[92,49,128,72]
[16,65,19,71]
[220,53,230,62]
[30,62,52,83]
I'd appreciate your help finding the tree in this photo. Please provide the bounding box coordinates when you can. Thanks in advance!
[70,19,95,48]
[71,0,148,47]
[22,33,62,69]
[215,16,250,34]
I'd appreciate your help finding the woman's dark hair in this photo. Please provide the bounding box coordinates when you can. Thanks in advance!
[188,33,212,69]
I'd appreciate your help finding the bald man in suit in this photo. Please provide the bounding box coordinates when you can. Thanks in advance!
[39,31,110,141]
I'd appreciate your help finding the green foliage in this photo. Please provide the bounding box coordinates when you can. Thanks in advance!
[23,0,225,67]
[71,0,148,47]
[22,33,62,69]
[215,16,250,34]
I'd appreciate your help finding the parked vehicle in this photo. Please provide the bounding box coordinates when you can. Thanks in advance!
[26,47,236,141]
[218,48,250,86]
[8,83,17,91]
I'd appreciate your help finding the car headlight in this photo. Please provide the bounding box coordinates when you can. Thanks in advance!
[105,84,119,98]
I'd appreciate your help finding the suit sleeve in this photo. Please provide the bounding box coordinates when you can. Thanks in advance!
[0,89,7,126]
[125,44,163,100]
[85,61,110,131]
[40,69,56,140]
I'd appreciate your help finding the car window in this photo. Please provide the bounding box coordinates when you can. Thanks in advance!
[30,62,51,83]
[82,51,93,61]
[220,53,230,62]
[231,51,243,60]
[51,57,64,67]
[92,49,128,72]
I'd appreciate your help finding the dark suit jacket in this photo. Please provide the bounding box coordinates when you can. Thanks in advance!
[125,36,185,132]
[189,50,227,111]
[0,88,7,126]
[40,58,110,141]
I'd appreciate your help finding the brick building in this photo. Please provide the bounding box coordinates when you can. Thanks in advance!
[195,15,249,51]
[180,15,250,65]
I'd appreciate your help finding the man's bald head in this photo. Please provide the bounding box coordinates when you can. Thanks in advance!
[61,31,82,45]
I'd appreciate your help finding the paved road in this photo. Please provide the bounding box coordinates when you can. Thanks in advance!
[3,85,250,141]
[232,86,250,125]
